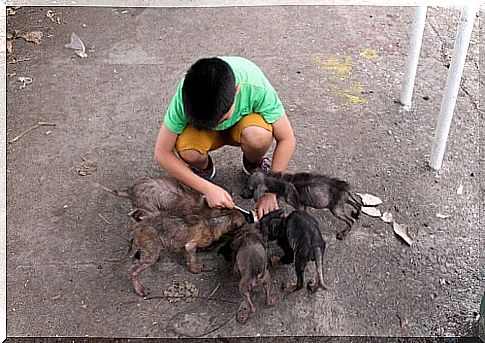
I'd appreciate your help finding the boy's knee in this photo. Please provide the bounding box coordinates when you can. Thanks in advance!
[241,126,272,150]
[178,149,206,164]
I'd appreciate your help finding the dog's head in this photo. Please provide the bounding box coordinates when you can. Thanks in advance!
[240,171,268,201]
[259,209,286,240]
[206,208,247,234]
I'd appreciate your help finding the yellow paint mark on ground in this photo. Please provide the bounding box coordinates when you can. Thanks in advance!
[337,82,367,106]
[313,55,352,78]
[343,93,368,105]
[313,54,368,107]
[360,48,379,59]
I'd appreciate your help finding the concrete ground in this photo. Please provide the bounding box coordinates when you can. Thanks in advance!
[5,5,483,339]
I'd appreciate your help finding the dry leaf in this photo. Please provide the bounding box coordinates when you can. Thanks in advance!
[381,211,394,223]
[393,222,414,246]
[19,31,43,44]
[361,206,381,217]
[75,158,97,176]
[356,193,383,206]
[163,280,199,303]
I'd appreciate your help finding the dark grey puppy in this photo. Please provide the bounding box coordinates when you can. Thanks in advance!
[241,171,363,239]
[229,223,277,323]
[95,176,205,221]
[259,209,327,293]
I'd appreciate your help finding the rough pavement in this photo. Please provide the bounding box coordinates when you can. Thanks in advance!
[5,5,483,338]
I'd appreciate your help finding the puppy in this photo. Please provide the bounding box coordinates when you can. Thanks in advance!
[129,206,246,297]
[241,171,362,239]
[229,223,277,323]
[259,209,326,293]
[95,176,205,221]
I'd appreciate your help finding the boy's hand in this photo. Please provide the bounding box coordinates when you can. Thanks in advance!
[256,193,279,219]
[203,184,235,209]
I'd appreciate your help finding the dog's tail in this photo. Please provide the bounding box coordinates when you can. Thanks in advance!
[347,193,363,219]
[94,182,130,198]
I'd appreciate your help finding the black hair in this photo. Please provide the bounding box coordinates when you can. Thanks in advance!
[182,57,236,130]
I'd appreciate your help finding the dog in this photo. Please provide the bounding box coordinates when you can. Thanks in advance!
[241,171,363,239]
[128,205,246,297]
[259,209,327,293]
[95,176,205,221]
[224,223,277,323]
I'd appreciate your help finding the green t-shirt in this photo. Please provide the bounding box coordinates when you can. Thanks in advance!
[164,56,285,134]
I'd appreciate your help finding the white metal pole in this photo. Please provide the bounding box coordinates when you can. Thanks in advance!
[429,5,479,170]
[400,6,427,111]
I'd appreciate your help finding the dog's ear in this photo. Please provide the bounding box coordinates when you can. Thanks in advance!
[269,171,283,178]
[259,209,285,240]
[269,217,284,239]
[240,187,253,199]
[254,184,268,201]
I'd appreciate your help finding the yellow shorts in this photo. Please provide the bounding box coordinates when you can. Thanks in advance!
[175,113,273,154]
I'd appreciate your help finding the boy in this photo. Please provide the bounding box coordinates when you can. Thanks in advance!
[154,56,296,218]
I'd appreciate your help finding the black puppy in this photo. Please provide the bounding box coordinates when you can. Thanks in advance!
[259,209,327,293]
[241,171,363,239]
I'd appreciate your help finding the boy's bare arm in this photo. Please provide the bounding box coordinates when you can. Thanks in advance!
[154,123,234,208]
[271,114,296,172]
[255,114,296,218]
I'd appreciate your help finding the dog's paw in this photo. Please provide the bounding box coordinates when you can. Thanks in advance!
[188,262,203,274]
[270,255,283,267]
[134,285,150,297]
[266,294,277,307]
[282,281,297,293]
[236,311,251,324]
[336,231,347,240]
[236,303,252,324]
[307,279,321,293]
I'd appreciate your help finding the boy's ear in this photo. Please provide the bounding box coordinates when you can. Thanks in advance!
[235,84,241,95]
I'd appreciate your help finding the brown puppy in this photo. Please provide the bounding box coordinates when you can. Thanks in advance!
[95,176,205,221]
[129,206,246,297]
[230,223,277,323]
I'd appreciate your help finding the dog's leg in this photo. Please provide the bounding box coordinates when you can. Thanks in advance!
[308,247,327,292]
[332,205,355,239]
[237,277,255,324]
[263,269,277,306]
[284,255,306,293]
[185,241,203,273]
[347,193,363,219]
[128,250,160,297]
[346,197,361,219]
[278,237,295,265]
